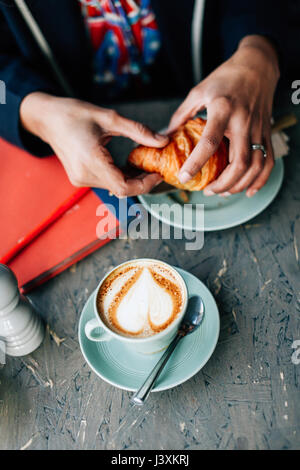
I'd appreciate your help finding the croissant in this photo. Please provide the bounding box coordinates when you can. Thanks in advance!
[129,117,228,191]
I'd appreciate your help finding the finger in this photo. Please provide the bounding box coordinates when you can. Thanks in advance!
[203,130,251,195]
[92,146,163,196]
[105,112,169,148]
[108,173,163,197]
[167,88,203,133]
[178,99,230,184]
[246,131,274,196]
[119,173,163,197]
[86,145,131,189]
[228,124,265,195]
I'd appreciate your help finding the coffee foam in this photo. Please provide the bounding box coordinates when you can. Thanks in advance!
[97,261,185,338]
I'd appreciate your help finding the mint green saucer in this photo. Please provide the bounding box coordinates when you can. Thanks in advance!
[78,267,220,392]
[138,159,284,231]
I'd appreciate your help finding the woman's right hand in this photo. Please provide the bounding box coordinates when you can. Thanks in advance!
[20,92,168,197]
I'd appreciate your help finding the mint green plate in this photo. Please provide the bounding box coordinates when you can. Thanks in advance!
[138,159,284,231]
[78,267,220,392]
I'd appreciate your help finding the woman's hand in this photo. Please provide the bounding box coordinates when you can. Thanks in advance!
[20,92,168,197]
[168,35,280,197]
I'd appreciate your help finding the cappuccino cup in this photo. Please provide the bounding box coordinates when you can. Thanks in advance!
[85,259,188,354]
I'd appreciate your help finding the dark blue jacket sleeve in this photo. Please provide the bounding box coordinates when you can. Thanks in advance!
[219,0,284,66]
[0,10,56,156]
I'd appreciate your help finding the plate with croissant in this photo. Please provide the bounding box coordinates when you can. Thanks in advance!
[129,117,284,231]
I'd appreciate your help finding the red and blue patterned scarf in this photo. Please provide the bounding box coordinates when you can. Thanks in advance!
[78,0,161,96]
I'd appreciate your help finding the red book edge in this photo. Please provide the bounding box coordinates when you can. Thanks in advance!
[20,226,122,294]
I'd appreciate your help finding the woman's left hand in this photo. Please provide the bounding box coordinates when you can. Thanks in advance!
[168,35,280,197]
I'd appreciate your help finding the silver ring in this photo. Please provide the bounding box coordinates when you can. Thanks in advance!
[251,143,267,158]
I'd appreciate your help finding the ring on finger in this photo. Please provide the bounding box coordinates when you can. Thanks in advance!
[251,143,267,159]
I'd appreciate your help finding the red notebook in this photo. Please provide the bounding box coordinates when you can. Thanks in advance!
[0,138,119,292]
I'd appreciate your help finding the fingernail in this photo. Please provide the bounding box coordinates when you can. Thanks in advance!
[178,171,192,184]
[247,189,257,198]
[203,189,215,196]
[221,192,231,197]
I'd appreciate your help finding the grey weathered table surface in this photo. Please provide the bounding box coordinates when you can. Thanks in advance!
[0,92,299,451]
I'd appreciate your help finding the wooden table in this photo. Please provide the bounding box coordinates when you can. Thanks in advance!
[0,92,299,450]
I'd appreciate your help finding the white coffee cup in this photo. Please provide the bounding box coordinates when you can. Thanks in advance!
[85,259,188,354]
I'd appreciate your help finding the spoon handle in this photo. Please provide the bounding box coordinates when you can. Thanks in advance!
[131,334,182,405]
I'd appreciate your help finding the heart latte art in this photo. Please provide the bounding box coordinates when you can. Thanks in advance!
[97,261,185,338]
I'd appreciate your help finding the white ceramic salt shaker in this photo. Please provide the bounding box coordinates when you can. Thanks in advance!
[0,264,45,356]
